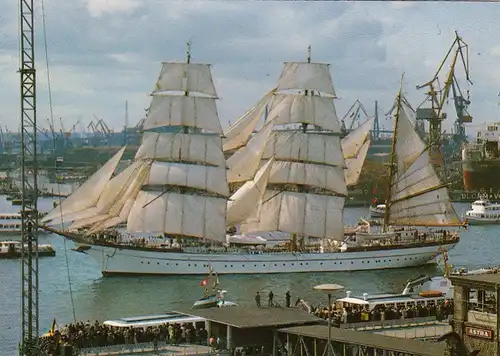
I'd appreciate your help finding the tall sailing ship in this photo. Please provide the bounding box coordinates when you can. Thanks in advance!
[43,50,460,276]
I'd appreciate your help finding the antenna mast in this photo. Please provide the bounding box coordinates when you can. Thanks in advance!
[19,0,40,353]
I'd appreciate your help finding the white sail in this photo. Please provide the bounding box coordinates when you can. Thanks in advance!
[262,131,343,167]
[231,59,346,240]
[341,118,374,159]
[127,191,226,241]
[345,140,370,186]
[387,104,461,226]
[226,159,274,226]
[121,59,228,242]
[147,161,229,197]
[240,191,345,241]
[69,215,110,231]
[41,147,126,224]
[276,62,336,96]
[68,161,149,230]
[267,94,340,132]
[226,120,274,183]
[222,89,275,152]
[135,132,226,167]
[87,163,149,233]
[154,62,217,97]
[267,160,347,195]
[143,95,223,133]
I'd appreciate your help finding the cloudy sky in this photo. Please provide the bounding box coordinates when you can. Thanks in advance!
[0,0,499,137]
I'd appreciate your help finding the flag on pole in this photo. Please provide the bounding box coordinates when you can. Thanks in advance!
[49,318,57,336]
[200,278,208,287]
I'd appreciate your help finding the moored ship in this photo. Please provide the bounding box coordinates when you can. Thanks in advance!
[462,122,500,192]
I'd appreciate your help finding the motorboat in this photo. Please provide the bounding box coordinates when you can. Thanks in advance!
[463,199,500,224]
[192,269,238,309]
[192,290,238,309]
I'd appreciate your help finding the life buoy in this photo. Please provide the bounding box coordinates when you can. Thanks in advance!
[419,290,443,297]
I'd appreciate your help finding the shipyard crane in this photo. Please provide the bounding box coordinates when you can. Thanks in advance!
[450,74,472,142]
[19,0,40,353]
[341,99,370,132]
[416,31,472,168]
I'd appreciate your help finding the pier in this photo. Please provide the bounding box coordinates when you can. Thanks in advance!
[177,307,453,356]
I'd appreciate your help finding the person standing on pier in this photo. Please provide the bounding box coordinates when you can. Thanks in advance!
[285,291,291,308]
[268,290,274,307]
[255,292,261,307]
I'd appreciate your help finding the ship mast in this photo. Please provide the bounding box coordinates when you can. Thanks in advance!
[383,77,404,230]
[292,45,313,251]
[183,41,191,134]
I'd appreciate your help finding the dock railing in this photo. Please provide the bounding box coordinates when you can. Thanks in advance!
[340,316,446,330]
[78,342,213,356]
[372,323,453,340]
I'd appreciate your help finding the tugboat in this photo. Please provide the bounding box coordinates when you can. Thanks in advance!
[192,268,238,309]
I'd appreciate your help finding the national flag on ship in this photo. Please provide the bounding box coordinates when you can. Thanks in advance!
[200,277,208,287]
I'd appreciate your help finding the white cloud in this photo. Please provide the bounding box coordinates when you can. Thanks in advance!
[390,1,418,10]
[85,0,142,18]
[0,0,498,137]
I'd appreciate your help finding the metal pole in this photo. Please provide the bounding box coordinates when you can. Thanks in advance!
[327,293,331,356]
[19,0,39,353]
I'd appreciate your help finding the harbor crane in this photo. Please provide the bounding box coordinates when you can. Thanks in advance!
[19,0,40,353]
[416,31,473,168]
[341,99,370,132]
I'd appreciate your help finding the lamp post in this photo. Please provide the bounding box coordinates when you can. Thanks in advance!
[313,284,344,356]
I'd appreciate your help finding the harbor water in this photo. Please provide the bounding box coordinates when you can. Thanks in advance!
[0,197,496,354]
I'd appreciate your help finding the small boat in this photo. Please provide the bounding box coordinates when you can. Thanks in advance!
[12,198,34,206]
[369,204,386,218]
[463,199,500,224]
[450,267,500,275]
[0,240,55,259]
[192,290,238,309]
[192,269,238,309]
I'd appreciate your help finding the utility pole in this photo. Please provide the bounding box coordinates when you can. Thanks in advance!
[19,0,39,354]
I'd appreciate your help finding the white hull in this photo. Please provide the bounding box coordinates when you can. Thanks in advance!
[464,217,500,225]
[81,242,457,276]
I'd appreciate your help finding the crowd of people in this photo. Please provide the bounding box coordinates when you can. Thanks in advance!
[312,299,454,325]
[38,320,209,355]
